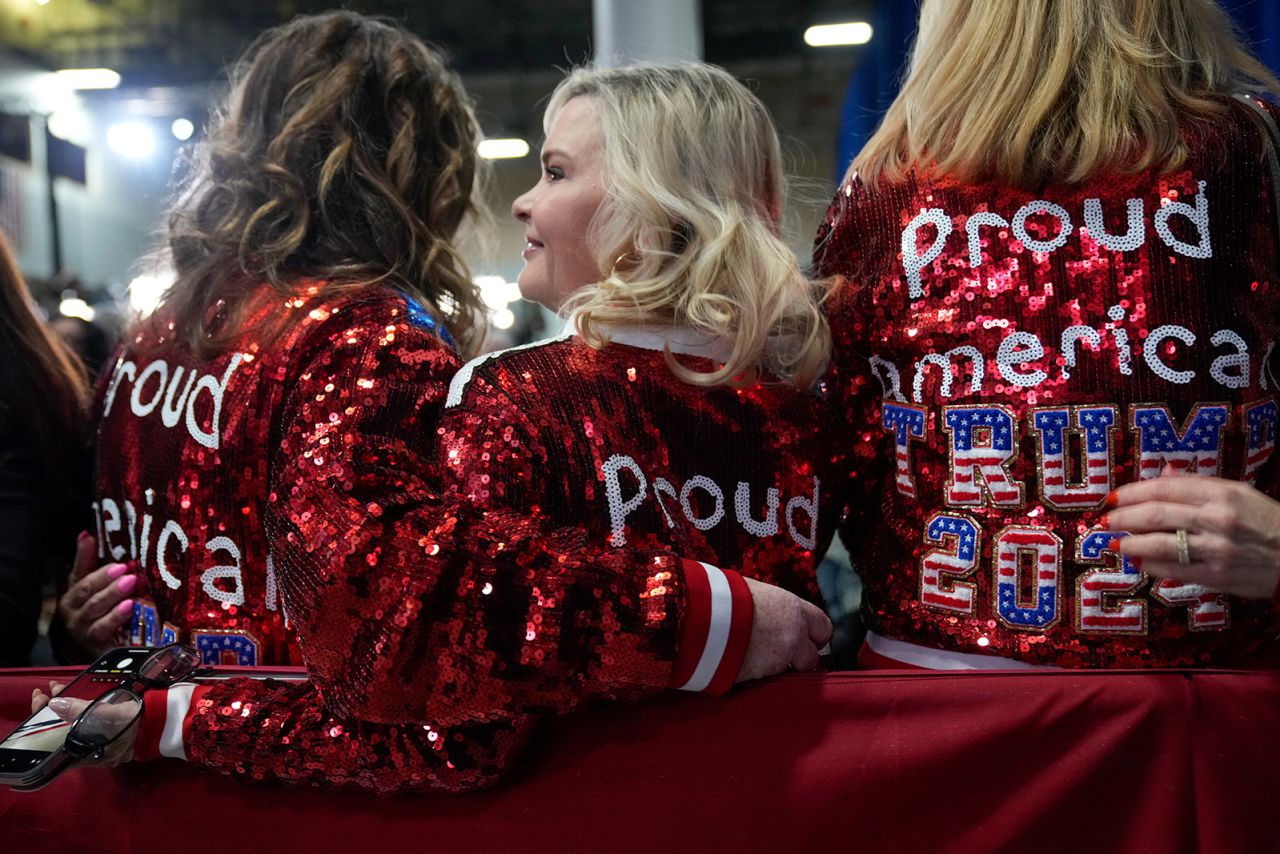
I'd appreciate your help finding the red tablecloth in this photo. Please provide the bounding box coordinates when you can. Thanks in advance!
[0,666,1276,853]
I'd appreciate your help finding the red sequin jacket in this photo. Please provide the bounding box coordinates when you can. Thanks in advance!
[816,98,1280,668]
[435,325,842,614]
[102,286,760,792]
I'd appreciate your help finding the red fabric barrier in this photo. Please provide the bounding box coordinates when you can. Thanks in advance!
[0,667,1276,853]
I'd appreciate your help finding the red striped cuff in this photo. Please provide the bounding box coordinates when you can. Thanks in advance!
[669,561,753,695]
[132,685,206,762]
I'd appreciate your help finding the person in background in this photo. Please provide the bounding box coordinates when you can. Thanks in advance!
[0,234,89,666]
[41,13,821,793]
[815,0,1280,669]
[50,315,114,381]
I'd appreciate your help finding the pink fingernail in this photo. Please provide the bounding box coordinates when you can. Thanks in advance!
[77,530,90,544]
[116,574,139,594]
[106,563,129,580]
[115,598,135,616]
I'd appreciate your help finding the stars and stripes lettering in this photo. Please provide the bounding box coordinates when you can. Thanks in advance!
[1131,404,1229,479]
[193,631,260,666]
[1075,529,1146,633]
[1243,399,1278,485]
[1031,406,1117,511]
[883,403,928,498]
[1150,579,1229,631]
[944,405,1024,507]
[131,600,163,646]
[920,513,981,615]
[994,527,1061,630]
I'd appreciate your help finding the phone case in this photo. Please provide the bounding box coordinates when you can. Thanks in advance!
[0,646,163,790]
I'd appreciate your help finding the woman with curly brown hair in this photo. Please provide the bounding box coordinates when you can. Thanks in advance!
[45,11,821,793]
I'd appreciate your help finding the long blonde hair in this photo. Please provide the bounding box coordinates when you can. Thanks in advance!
[854,0,1280,188]
[551,63,829,388]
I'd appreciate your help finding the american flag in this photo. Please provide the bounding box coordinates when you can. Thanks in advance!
[945,406,1023,506]
[1132,405,1228,478]
[920,513,980,614]
[883,402,927,498]
[1076,529,1144,633]
[1244,399,1277,485]
[193,632,260,666]
[1032,406,1116,510]
[995,527,1061,628]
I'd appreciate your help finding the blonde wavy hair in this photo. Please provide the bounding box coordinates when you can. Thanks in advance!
[854,0,1280,188]
[551,63,830,388]
[159,11,487,358]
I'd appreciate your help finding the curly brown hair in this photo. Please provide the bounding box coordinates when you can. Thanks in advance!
[159,11,486,358]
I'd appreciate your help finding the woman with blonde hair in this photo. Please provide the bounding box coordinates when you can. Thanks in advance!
[816,0,1280,669]
[438,62,842,684]
[40,23,829,791]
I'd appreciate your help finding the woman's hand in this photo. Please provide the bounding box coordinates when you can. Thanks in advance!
[1105,473,1280,600]
[57,533,138,658]
[737,578,833,681]
[30,681,137,766]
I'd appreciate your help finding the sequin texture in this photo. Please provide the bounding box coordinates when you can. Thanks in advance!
[94,285,838,792]
[816,100,1280,667]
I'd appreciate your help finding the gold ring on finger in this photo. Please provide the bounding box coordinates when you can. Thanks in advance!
[1176,528,1191,566]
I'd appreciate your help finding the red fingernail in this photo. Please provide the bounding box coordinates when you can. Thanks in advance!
[1105,540,1122,551]
[115,599,135,616]
[116,574,138,594]
[1105,491,1120,508]
[77,530,90,544]
[1100,514,1110,529]
[106,563,128,580]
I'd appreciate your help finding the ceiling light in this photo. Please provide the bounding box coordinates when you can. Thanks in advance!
[478,138,530,160]
[107,121,156,160]
[58,297,95,322]
[54,68,121,90]
[492,308,516,330]
[47,110,89,143]
[171,118,194,141]
[804,22,873,47]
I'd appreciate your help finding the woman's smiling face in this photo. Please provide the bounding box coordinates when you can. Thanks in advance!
[511,96,608,311]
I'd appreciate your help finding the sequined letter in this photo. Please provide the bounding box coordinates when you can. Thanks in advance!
[1244,399,1278,485]
[1075,529,1146,634]
[943,405,1024,507]
[1031,406,1117,511]
[994,526,1062,630]
[901,207,953,299]
[882,402,927,498]
[920,513,981,615]
[1131,404,1229,478]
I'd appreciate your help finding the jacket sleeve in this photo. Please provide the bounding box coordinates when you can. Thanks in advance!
[813,178,894,547]
[134,297,751,793]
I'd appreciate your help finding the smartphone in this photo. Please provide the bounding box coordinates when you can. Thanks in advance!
[0,647,161,790]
